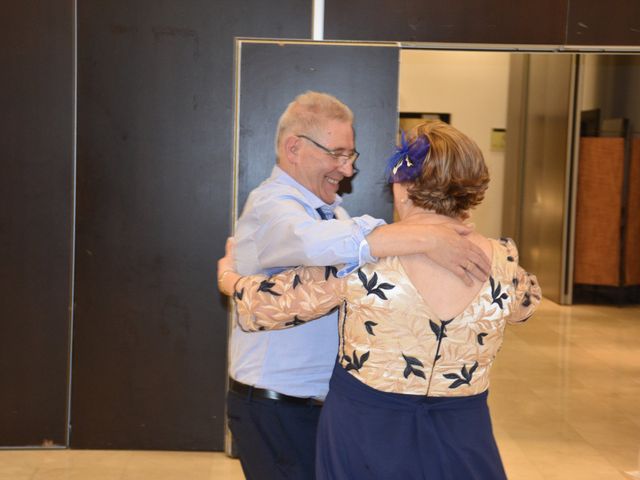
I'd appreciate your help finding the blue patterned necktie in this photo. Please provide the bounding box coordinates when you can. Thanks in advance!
[316,206,334,220]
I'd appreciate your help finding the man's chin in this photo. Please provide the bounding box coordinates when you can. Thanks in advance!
[321,193,336,204]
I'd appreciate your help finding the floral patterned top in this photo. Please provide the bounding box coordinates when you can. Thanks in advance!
[232,237,541,397]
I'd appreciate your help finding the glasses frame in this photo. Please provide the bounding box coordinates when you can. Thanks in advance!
[296,134,360,170]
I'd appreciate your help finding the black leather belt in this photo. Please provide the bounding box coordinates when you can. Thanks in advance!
[228,378,323,406]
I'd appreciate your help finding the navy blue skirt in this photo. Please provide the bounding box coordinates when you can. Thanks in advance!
[316,362,507,480]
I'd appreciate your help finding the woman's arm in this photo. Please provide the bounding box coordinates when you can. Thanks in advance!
[218,239,345,332]
[367,221,491,286]
[509,267,542,324]
[501,238,542,324]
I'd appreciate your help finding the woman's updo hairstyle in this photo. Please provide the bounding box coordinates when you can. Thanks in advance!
[389,120,489,218]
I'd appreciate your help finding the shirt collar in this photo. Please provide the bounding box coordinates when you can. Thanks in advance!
[270,165,342,211]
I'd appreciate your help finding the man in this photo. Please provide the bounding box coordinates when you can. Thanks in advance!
[225,91,489,480]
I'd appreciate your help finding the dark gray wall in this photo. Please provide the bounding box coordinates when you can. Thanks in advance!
[0,2,75,447]
[71,1,310,450]
[567,0,640,45]
[325,0,568,45]
[326,0,640,46]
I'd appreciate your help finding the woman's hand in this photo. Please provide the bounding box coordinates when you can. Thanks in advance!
[367,219,490,286]
[217,237,241,296]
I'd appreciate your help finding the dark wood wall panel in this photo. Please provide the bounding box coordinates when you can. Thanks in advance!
[574,138,625,285]
[625,139,640,285]
[325,0,567,45]
[567,0,640,45]
[0,2,74,446]
[73,0,310,450]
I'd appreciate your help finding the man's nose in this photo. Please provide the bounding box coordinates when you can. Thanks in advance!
[339,161,355,177]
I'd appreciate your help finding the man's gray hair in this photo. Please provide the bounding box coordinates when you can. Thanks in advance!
[275,91,354,158]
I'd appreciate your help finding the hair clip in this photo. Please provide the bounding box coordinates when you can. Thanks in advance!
[385,131,430,183]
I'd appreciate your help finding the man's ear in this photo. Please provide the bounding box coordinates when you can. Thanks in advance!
[283,135,301,164]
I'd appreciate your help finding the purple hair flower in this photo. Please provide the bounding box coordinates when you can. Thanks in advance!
[385,131,430,183]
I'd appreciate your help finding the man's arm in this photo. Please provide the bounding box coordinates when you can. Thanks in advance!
[248,188,489,284]
[366,221,491,285]
[248,192,383,271]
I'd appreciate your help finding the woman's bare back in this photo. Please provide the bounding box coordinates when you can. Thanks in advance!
[398,229,493,320]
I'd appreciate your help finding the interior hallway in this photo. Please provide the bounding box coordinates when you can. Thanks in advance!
[1,300,638,480]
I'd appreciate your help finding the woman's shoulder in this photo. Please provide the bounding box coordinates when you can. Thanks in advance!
[487,237,522,281]
[490,237,520,261]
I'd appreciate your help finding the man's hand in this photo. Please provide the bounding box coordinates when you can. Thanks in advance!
[421,223,490,285]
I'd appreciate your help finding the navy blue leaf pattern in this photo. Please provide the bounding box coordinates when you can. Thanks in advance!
[402,353,426,379]
[285,316,305,327]
[293,274,302,289]
[357,269,368,288]
[364,321,378,335]
[258,280,281,296]
[358,269,395,300]
[429,319,453,341]
[448,378,468,389]
[234,288,244,301]
[490,276,508,308]
[477,332,488,345]
[367,272,379,291]
[343,350,370,372]
[324,266,338,280]
[429,320,441,338]
[427,318,455,391]
[444,361,479,389]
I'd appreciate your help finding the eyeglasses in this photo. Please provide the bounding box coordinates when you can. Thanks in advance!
[296,135,360,168]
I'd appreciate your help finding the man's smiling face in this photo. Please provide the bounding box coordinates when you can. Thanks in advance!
[293,119,357,204]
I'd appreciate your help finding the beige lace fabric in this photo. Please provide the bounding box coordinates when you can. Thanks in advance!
[233,237,541,397]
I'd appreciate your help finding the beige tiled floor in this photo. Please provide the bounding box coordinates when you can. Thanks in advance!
[0,450,243,480]
[0,300,638,479]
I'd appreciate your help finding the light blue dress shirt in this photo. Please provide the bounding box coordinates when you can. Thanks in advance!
[229,165,386,398]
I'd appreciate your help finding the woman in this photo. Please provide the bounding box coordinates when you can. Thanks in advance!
[218,120,541,479]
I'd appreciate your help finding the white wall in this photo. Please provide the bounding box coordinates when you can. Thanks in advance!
[399,50,510,238]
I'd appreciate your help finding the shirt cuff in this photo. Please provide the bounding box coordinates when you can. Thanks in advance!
[336,215,385,277]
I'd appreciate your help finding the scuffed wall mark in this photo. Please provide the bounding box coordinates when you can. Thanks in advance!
[152,26,200,60]
[578,22,589,29]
